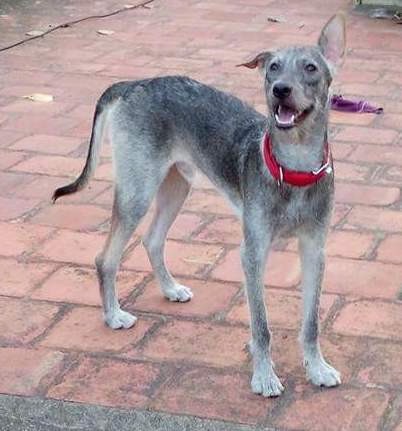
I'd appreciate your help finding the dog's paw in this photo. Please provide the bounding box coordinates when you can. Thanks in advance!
[163,284,193,302]
[251,366,284,397]
[306,359,341,387]
[104,308,137,329]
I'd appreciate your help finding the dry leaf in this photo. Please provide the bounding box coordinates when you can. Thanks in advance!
[267,16,285,23]
[97,29,115,36]
[23,93,54,103]
[26,30,45,37]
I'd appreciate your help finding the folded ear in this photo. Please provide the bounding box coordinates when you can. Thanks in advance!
[237,51,272,73]
[318,13,346,72]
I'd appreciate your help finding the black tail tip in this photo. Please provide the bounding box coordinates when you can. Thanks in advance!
[51,179,84,203]
[52,189,61,203]
[52,184,75,203]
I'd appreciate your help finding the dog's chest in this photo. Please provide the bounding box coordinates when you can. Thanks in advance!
[271,185,331,234]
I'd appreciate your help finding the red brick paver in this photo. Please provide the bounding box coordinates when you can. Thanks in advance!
[0,348,65,396]
[273,388,389,431]
[47,356,161,409]
[0,0,401,429]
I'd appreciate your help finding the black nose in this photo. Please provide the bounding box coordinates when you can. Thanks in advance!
[273,83,292,99]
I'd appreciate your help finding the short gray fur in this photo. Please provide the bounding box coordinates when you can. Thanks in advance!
[53,14,346,397]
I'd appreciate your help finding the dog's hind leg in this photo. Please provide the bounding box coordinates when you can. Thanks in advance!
[143,164,193,302]
[298,229,341,387]
[96,126,170,329]
[96,180,161,329]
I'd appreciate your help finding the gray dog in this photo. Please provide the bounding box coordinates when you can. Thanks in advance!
[54,13,345,397]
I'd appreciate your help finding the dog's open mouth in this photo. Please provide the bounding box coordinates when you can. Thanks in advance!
[274,104,313,129]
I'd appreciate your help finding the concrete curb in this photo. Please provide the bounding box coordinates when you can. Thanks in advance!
[0,394,277,431]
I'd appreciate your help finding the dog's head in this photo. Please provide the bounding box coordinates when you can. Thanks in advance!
[239,13,346,131]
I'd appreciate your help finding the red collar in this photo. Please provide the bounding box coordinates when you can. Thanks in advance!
[262,132,332,187]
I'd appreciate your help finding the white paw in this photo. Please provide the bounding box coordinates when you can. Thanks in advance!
[251,365,284,397]
[104,308,137,330]
[306,358,341,387]
[163,284,193,302]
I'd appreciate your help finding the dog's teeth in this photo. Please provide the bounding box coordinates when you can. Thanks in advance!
[275,112,295,126]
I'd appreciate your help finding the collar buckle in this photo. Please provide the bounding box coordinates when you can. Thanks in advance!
[277,165,284,188]
[312,159,331,176]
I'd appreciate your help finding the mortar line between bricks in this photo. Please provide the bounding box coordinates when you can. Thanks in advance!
[5,248,402,297]
[320,295,346,334]
[377,393,398,431]
[131,233,394,259]
[331,206,357,229]
[261,379,297,429]
[210,282,245,322]
[68,140,94,159]
[335,295,402,308]
[144,362,179,404]
[324,310,402,347]
[121,235,145,263]
[44,350,402,400]
[334,178,402,189]
[147,362,193,408]
[5,292,400,347]
[3,167,112,189]
[87,184,113,204]
[23,261,64,297]
[200,244,238,279]
[0,150,35,170]
[188,212,216,240]
[122,318,168,355]
[41,351,88,398]
[6,199,50,225]
[8,331,402,397]
[194,244,229,278]
[121,272,155,307]
[42,350,256,378]
[37,351,81,398]
[16,226,59,261]
[363,231,387,261]
[7,167,86,179]
[22,221,111,236]
[3,147,88,164]
[2,100,79,121]
[335,223,402,236]
[28,303,74,348]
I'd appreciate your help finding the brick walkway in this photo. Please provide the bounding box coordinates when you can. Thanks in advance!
[0,0,401,430]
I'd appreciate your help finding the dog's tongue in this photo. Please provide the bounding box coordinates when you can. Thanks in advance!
[276,105,296,127]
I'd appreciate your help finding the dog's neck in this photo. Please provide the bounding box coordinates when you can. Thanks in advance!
[267,114,329,172]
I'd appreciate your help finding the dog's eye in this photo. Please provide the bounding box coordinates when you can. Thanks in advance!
[305,63,317,72]
[269,62,279,72]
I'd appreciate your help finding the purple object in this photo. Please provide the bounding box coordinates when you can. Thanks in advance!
[330,94,383,114]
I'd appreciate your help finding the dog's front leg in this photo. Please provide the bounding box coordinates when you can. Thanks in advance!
[241,219,284,397]
[298,229,341,387]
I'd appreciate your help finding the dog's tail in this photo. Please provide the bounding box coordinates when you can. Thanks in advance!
[52,91,113,203]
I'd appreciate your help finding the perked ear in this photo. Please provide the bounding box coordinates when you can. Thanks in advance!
[237,51,272,73]
[318,13,346,72]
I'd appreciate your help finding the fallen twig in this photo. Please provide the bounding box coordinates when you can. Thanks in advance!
[0,0,155,53]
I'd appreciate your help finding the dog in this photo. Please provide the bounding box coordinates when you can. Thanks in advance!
[53,13,346,397]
